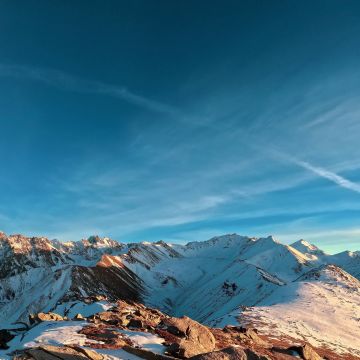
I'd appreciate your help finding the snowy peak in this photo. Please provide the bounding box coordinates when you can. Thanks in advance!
[290,239,325,256]
[291,239,319,251]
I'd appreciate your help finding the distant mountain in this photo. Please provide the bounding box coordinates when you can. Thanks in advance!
[0,231,359,358]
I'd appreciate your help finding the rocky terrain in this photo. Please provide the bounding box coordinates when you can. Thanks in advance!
[0,232,359,359]
[0,297,339,360]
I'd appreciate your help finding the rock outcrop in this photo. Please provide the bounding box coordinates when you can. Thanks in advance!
[162,316,216,358]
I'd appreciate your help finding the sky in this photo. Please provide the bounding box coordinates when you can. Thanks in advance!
[0,1,360,253]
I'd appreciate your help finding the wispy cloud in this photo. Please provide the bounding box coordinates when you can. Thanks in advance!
[292,159,360,193]
[0,63,181,117]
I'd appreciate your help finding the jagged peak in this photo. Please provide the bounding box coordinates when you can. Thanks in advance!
[291,239,320,251]
[82,235,122,249]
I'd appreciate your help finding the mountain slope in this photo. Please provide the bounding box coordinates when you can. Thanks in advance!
[234,265,360,356]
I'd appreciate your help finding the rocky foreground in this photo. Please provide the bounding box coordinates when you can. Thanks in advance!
[1,297,356,360]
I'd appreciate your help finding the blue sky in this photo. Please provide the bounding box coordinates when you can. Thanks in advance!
[0,1,360,253]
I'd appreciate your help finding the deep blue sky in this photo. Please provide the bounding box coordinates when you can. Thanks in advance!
[1,1,360,253]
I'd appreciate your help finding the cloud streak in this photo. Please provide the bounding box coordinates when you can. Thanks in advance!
[293,159,360,194]
[0,63,181,117]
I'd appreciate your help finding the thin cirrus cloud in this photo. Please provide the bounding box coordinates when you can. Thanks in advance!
[0,63,181,117]
[263,147,360,195]
[292,159,360,194]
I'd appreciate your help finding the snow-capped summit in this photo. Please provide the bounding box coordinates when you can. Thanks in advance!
[291,239,321,253]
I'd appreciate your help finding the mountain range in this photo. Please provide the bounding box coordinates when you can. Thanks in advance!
[0,231,359,359]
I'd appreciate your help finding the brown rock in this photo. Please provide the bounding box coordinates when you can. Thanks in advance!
[123,345,177,360]
[243,349,270,360]
[74,313,85,321]
[90,311,124,326]
[35,312,64,322]
[26,348,62,360]
[190,347,270,360]
[288,344,322,360]
[69,346,104,360]
[163,316,216,358]
[26,345,97,359]
[190,347,248,360]
[223,327,268,347]
[120,316,130,327]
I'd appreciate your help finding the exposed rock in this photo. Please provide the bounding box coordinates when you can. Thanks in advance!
[128,318,144,328]
[69,345,104,360]
[223,326,268,347]
[79,325,129,348]
[190,347,248,360]
[123,345,178,360]
[163,316,216,358]
[29,345,103,359]
[0,329,15,349]
[288,344,322,360]
[34,312,64,322]
[26,348,62,360]
[74,313,85,321]
[90,311,123,326]
[189,346,271,360]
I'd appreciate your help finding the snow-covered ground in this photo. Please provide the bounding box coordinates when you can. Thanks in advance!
[53,300,114,318]
[217,265,360,356]
[118,330,166,354]
[0,320,166,360]
[0,322,95,359]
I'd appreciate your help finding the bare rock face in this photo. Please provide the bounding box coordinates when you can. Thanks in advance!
[163,316,216,358]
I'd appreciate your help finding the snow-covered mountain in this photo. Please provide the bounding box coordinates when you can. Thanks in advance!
[0,231,359,357]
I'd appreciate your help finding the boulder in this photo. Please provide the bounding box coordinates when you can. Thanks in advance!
[90,311,126,326]
[74,313,85,321]
[35,312,64,322]
[163,316,216,358]
[288,344,322,360]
